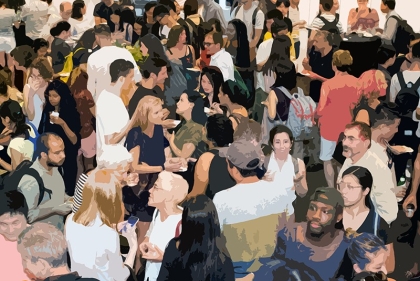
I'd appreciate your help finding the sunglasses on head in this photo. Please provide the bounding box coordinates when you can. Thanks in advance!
[361,271,387,281]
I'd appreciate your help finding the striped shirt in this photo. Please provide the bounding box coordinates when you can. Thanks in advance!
[72,173,88,213]
[310,13,344,34]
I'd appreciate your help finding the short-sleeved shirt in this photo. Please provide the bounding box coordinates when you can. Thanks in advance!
[234,1,264,41]
[310,13,344,34]
[93,2,119,26]
[51,37,72,74]
[172,120,203,158]
[125,126,167,167]
[96,89,129,155]
[308,46,335,103]
[7,136,34,161]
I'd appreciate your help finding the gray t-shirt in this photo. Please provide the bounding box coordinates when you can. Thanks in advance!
[18,160,67,231]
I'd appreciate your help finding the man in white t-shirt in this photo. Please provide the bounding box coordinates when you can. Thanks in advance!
[337,122,398,225]
[234,0,264,60]
[20,0,49,40]
[206,31,235,81]
[96,59,137,160]
[140,171,188,281]
[87,25,141,100]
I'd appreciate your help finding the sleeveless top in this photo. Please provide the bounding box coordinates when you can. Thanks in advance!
[351,8,377,30]
[206,149,236,199]
[266,153,297,215]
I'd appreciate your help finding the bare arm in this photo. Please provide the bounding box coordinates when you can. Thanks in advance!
[266,90,278,120]
[295,159,308,197]
[169,142,196,158]
[60,121,78,145]
[385,243,395,274]
[23,84,36,121]
[187,153,214,198]
[251,29,263,48]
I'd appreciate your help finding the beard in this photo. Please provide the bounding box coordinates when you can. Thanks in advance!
[47,160,63,167]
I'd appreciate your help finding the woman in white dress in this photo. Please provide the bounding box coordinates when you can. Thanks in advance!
[0,2,20,85]
[264,125,308,219]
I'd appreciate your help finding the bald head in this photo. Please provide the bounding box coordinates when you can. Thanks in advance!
[60,2,72,20]
[149,171,188,207]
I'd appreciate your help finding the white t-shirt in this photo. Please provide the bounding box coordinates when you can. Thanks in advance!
[209,48,235,82]
[21,0,49,39]
[289,6,300,42]
[389,70,420,137]
[234,1,264,42]
[95,89,129,157]
[145,209,182,281]
[87,45,142,100]
[256,38,274,91]
[68,17,93,41]
[310,13,343,34]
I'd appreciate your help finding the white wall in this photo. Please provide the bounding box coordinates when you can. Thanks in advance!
[299,0,420,33]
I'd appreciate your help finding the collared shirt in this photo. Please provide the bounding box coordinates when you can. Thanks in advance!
[338,150,398,225]
[209,48,235,81]
[87,46,142,100]
[382,10,399,42]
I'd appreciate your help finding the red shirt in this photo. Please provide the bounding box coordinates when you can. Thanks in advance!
[200,49,211,69]
[316,73,359,142]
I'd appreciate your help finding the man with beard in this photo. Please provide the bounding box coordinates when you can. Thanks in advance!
[254,187,349,281]
[337,122,398,225]
[17,132,71,231]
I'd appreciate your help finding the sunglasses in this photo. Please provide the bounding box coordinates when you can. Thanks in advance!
[361,271,387,281]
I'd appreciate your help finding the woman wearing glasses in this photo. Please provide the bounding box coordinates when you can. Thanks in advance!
[338,166,395,275]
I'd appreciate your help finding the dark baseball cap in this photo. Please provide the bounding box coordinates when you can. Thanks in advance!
[310,187,344,209]
[226,140,262,170]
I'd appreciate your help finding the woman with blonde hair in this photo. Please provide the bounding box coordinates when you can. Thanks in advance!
[353,69,387,126]
[316,50,359,187]
[65,169,138,281]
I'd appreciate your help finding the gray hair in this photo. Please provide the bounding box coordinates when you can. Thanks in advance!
[17,222,68,268]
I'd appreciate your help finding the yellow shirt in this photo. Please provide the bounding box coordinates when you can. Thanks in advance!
[263,32,296,60]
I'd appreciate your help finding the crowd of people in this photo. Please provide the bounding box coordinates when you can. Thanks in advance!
[1,0,420,280]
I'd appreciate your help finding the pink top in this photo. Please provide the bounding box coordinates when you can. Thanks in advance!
[0,234,28,281]
[316,73,359,141]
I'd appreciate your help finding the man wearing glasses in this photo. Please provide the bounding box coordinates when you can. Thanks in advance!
[337,122,398,225]
[205,31,234,81]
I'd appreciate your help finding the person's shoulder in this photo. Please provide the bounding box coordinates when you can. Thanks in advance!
[94,2,104,8]
[365,150,388,170]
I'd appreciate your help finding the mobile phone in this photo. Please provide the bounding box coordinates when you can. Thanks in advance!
[122,216,139,232]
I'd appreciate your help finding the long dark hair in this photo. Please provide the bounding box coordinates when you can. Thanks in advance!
[185,90,207,126]
[177,195,231,279]
[40,80,81,147]
[229,19,250,68]
[0,100,30,139]
[263,35,292,76]
[71,0,85,20]
[341,166,373,208]
[110,8,125,32]
[200,66,223,103]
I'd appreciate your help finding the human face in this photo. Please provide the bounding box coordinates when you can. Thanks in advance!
[338,174,368,207]
[291,0,300,5]
[37,47,48,58]
[1,116,16,131]
[140,42,148,56]
[218,86,228,105]
[204,35,219,55]
[380,1,388,13]
[357,0,368,5]
[156,15,169,26]
[48,90,61,107]
[133,23,142,35]
[332,0,339,13]
[313,35,328,51]
[278,3,289,17]
[201,74,213,94]
[148,103,166,125]
[307,201,337,235]
[121,69,135,91]
[44,136,66,167]
[272,132,293,154]
[179,30,187,44]
[148,174,169,206]
[176,93,192,115]
[156,66,168,84]
[342,127,369,159]
[61,4,72,20]
[0,213,27,241]
[30,68,45,83]
[364,249,388,274]
[225,23,235,41]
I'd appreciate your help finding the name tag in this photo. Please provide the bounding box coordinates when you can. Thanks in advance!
[405,130,413,136]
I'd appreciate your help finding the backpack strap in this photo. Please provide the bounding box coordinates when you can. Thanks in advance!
[412,76,420,91]
[154,209,160,221]
[27,168,51,205]
[175,220,182,237]
[373,211,379,236]
[252,7,259,26]
[317,15,330,26]
[397,71,407,88]
[291,156,299,175]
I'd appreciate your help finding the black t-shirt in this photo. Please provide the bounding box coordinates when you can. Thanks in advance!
[93,2,120,26]
[128,84,165,118]
[308,46,335,103]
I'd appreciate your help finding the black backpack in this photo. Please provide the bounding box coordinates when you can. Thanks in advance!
[395,72,420,115]
[1,160,52,206]
[317,15,340,34]
[388,15,416,55]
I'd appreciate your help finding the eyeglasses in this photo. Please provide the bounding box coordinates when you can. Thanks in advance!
[203,42,214,47]
[337,181,362,191]
[361,271,387,281]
